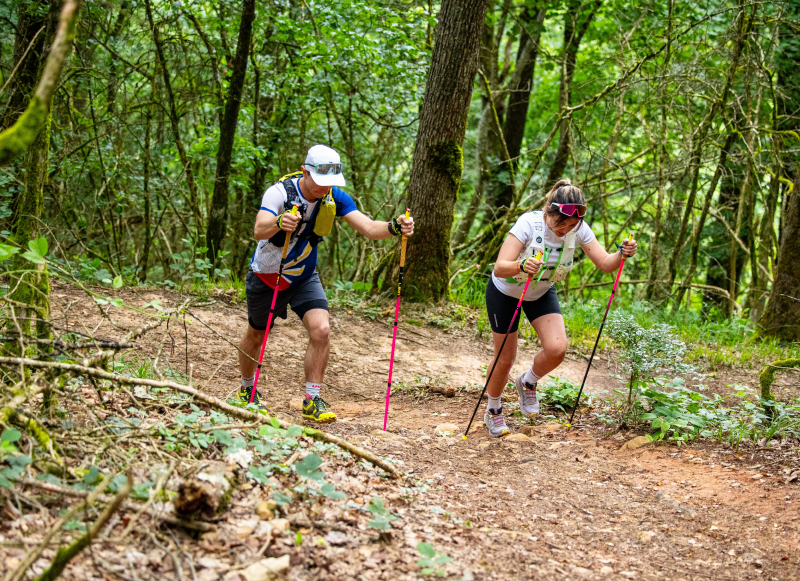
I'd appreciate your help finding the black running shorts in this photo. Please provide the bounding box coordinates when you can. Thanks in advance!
[485,277,561,334]
[246,270,329,331]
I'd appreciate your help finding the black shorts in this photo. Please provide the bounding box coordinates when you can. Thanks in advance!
[485,277,561,334]
[246,270,329,331]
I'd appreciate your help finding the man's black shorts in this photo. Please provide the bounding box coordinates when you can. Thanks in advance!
[485,277,561,334]
[246,270,328,331]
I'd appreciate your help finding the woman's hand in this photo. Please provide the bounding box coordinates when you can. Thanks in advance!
[520,256,543,277]
[620,238,637,257]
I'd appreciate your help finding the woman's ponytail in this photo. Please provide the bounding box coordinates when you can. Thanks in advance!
[544,178,586,226]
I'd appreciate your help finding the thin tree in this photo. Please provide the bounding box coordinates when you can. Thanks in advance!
[205,0,256,265]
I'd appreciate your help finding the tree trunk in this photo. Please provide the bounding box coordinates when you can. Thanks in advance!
[205,0,256,265]
[403,0,488,302]
[759,161,800,340]
[493,6,546,211]
[545,0,601,190]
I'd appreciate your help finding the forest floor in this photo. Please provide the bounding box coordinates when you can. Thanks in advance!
[4,283,799,581]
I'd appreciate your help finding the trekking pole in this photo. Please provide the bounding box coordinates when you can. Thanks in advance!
[383,208,411,431]
[249,204,299,403]
[568,234,633,426]
[463,249,549,439]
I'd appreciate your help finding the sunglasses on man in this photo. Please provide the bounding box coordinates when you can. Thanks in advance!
[305,163,343,175]
[551,202,588,218]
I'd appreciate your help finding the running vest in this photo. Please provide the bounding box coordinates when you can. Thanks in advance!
[512,211,577,284]
[268,172,337,249]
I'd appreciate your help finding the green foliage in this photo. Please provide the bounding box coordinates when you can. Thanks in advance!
[538,376,600,414]
[606,313,694,402]
[0,429,31,488]
[416,542,453,576]
[295,453,324,481]
[367,496,400,531]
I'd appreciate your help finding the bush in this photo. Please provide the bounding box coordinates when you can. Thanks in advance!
[606,313,694,404]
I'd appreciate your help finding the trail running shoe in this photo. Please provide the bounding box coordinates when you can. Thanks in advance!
[302,395,337,423]
[484,407,510,438]
[237,387,269,414]
[515,373,540,417]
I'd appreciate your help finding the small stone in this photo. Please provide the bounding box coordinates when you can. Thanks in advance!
[600,566,614,575]
[571,566,592,578]
[620,571,637,579]
[288,398,304,411]
[751,474,763,480]
[370,429,400,439]
[325,530,351,546]
[267,518,289,534]
[434,423,460,435]
[519,425,538,436]
[621,436,650,450]
[236,555,291,581]
[256,501,275,520]
[543,421,563,433]
[505,433,532,442]
[637,530,656,542]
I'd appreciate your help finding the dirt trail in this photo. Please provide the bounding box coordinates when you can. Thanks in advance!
[50,286,799,580]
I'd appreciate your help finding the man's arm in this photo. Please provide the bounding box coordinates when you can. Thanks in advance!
[254,209,300,240]
[342,210,414,240]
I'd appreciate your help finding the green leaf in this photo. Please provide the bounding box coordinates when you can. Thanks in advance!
[272,491,292,506]
[1,429,21,444]
[295,531,302,546]
[112,275,123,289]
[83,466,100,485]
[0,243,19,262]
[434,554,452,565]
[212,430,233,446]
[270,416,280,429]
[295,453,324,480]
[417,542,435,558]
[320,483,346,499]
[28,237,47,257]
[21,251,44,264]
[287,425,303,437]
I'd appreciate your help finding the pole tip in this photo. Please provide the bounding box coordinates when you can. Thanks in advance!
[462,435,467,440]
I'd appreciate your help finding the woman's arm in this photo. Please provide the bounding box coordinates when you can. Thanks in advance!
[343,210,414,240]
[581,237,638,273]
[494,234,543,279]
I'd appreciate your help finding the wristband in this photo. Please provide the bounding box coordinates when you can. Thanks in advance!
[388,217,401,236]
[519,257,528,273]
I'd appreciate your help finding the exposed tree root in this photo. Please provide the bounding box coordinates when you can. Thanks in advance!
[34,472,132,581]
[0,356,400,478]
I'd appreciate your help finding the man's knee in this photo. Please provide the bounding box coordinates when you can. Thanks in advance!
[308,318,330,345]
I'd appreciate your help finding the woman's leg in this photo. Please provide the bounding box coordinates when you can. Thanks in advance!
[530,313,568,377]
[487,330,518,398]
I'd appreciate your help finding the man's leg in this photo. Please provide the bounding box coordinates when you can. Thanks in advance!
[299,308,336,422]
[238,324,263,380]
[301,308,331,383]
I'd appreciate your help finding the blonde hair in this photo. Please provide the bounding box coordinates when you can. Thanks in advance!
[544,178,586,226]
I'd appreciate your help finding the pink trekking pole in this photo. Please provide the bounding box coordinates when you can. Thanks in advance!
[250,205,298,403]
[383,208,411,431]
[568,233,634,426]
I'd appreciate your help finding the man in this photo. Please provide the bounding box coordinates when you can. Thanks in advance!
[238,144,414,423]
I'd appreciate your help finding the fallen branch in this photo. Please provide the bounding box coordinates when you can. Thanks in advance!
[0,356,399,477]
[34,472,132,581]
[19,479,216,532]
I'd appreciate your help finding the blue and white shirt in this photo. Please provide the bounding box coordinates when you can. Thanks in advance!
[250,177,357,287]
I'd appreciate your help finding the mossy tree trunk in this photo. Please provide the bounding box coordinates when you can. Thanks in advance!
[759,161,800,340]
[403,0,488,302]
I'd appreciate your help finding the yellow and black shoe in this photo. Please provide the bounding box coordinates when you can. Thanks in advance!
[302,395,337,423]
[237,387,269,415]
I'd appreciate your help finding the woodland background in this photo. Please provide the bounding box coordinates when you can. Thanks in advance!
[1,0,799,336]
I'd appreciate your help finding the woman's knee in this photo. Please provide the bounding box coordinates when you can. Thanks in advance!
[543,341,566,364]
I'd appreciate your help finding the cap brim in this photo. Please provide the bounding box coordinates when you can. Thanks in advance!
[308,172,345,187]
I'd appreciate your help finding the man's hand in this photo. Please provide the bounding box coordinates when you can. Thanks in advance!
[278,209,300,232]
[398,215,414,236]
[520,256,543,277]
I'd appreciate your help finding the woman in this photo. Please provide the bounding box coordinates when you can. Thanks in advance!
[483,179,637,437]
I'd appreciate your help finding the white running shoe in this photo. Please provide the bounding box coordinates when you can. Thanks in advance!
[515,374,540,417]
[484,407,510,438]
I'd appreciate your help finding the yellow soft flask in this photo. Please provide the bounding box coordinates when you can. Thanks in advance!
[313,192,336,237]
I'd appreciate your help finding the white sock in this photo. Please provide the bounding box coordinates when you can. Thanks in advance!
[306,382,321,399]
[487,395,502,413]
[241,375,255,389]
[522,368,541,388]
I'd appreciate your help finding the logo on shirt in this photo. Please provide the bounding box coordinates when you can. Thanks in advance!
[536,236,543,244]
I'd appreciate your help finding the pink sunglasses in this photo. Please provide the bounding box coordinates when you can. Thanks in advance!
[551,202,588,218]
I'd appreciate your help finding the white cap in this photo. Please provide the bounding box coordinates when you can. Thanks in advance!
[303,145,345,187]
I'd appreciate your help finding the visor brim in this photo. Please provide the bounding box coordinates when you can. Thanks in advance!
[308,171,345,187]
